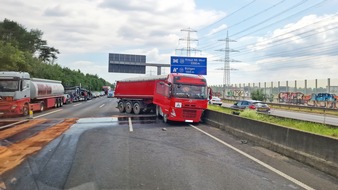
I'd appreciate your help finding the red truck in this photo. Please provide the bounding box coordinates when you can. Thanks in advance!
[0,71,65,116]
[114,73,208,123]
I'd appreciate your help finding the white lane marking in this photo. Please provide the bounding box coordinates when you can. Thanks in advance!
[99,104,105,108]
[87,100,92,102]
[189,124,315,190]
[73,103,82,107]
[33,109,63,119]
[0,120,28,130]
[128,117,133,132]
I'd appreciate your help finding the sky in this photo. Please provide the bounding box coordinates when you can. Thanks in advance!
[1,0,338,86]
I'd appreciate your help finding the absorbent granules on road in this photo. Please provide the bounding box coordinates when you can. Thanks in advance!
[0,118,78,175]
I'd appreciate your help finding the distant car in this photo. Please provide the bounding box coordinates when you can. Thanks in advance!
[231,100,270,113]
[107,90,114,98]
[209,96,222,105]
[92,91,100,98]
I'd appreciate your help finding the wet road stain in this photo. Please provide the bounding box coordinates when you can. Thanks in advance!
[0,116,158,176]
[2,119,64,146]
[0,118,78,175]
[0,119,47,140]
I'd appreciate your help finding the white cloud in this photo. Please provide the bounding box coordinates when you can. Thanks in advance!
[206,24,227,36]
[251,14,338,57]
[2,1,338,86]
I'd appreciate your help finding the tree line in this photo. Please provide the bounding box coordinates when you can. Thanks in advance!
[0,18,112,91]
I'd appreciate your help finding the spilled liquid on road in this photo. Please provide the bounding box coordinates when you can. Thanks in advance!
[0,118,78,175]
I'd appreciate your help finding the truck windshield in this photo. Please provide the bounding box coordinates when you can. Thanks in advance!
[0,79,20,92]
[173,84,207,99]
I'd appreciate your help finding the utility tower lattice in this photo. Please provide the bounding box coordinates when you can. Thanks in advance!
[176,27,201,56]
[215,31,240,88]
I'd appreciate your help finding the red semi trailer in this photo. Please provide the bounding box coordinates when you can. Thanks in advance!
[0,71,65,116]
[114,73,208,123]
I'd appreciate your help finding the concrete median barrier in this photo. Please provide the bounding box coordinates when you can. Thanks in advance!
[204,109,338,178]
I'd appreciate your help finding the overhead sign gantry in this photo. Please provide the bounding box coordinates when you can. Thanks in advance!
[108,53,170,75]
[108,53,207,75]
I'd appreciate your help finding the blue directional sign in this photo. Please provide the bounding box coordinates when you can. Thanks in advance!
[170,56,207,75]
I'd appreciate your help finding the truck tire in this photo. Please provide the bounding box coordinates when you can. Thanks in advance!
[125,101,133,114]
[118,101,125,113]
[58,98,62,107]
[133,102,141,115]
[55,99,58,108]
[156,105,159,117]
[163,114,168,123]
[156,105,164,118]
[40,102,45,112]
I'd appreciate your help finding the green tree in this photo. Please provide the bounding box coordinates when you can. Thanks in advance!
[0,18,59,64]
[0,40,27,71]
[251,89,266,101]
[0,19,111,89]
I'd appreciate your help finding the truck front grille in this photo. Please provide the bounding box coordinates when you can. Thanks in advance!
[182,109,196,118]
[184,104,196,108]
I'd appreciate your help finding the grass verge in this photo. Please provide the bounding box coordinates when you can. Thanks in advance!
[208,104,338,138]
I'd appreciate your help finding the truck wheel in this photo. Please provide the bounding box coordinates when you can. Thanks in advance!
[133,102,141,115]
[156,106,163,118]
[55,99,58,108]
[163,114,168,123]
[156,105,160,117]
[40,102,45,112]
[125,101,133,114]
[58,98,62,107]
[60,98,63,107]
[118,102,125,113]
[23,104,29,116]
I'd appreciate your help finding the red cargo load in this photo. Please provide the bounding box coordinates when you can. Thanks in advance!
[114,75,167,99]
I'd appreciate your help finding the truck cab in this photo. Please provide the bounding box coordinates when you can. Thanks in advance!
[153,74,208,123]
[0,71,31,100]
[0,71,31,116]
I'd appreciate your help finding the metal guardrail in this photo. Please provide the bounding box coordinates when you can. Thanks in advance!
[268,102,337,112]
[222,98,338,114]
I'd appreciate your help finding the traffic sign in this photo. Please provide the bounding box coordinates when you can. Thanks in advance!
[108,53,146,74]
[170,56,207,75]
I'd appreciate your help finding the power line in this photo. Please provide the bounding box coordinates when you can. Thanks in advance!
[200,0,287,42]
[175,27,201,56]
[215,31,240,98]
[199,0,332,57]
[200,0,330,52]
[197,0,257,33]
[233,0,329,38]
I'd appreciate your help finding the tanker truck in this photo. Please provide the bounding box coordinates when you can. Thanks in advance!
[0,71,65,116]
[114,73,208,123]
